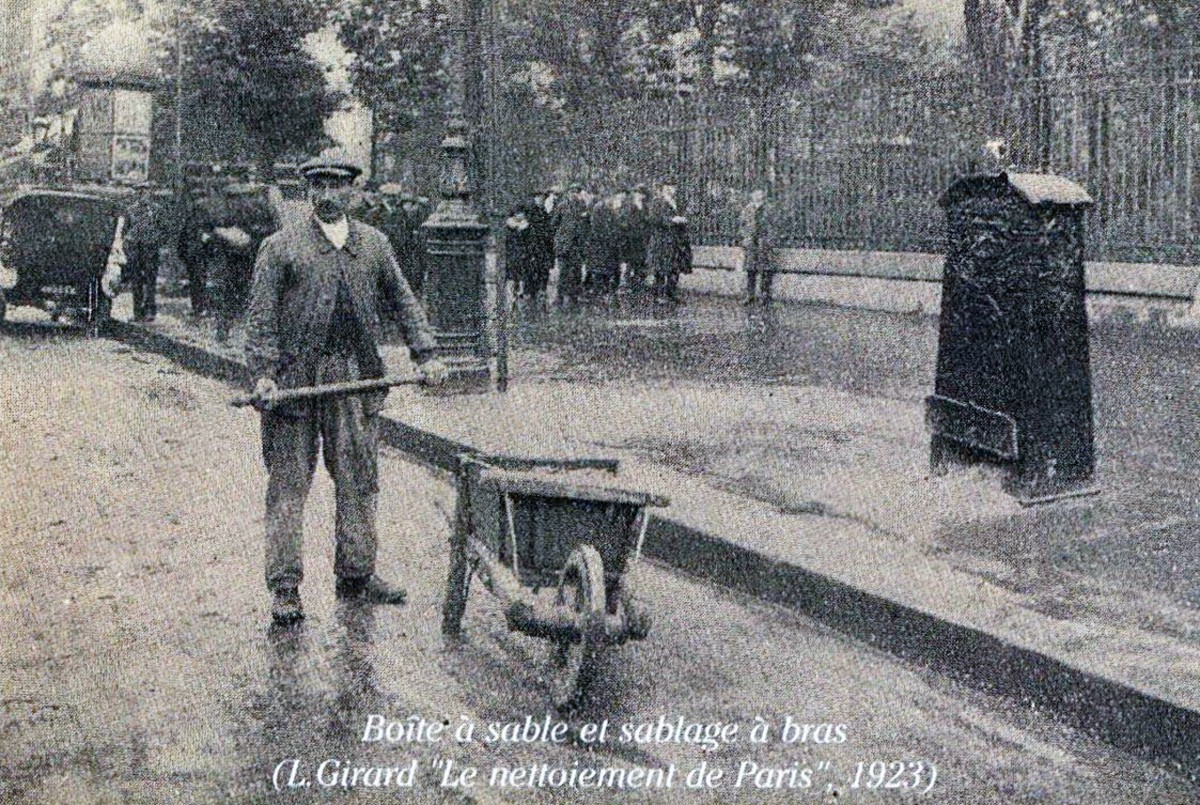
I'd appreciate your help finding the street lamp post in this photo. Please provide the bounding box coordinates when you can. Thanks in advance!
[174,3,185,195]
[421,0,493,392]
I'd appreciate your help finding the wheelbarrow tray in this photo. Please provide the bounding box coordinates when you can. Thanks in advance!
[466,461,667,589]
[476,466,669,508]
[444,456,668,708]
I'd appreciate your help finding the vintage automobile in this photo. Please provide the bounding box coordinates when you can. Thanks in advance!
[0,185,130,335]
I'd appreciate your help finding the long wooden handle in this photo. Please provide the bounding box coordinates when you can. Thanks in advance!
[230,375,422,408]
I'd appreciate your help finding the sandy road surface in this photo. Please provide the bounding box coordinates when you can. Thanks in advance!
[0,320,1194,804]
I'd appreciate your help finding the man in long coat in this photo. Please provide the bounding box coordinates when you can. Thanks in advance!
[525,189,555,303]
[553,183,590,306]
[124,186,174,322]
[646,182,692,303]
[740,187,775,304]
[178,173,224,317]
[621,184,651,292]
[244,150,449,625]
[504,201,533,299]
[370,185,428,297]
[586,191,623,296]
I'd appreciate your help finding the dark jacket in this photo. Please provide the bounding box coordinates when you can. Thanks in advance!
[244,215,438,394]
[504,204,534,270]
[124,194,171,263]
[221,184,278,255]
[553,195,591,258]
[527,202,555,268]
[360,195,427,294]
[587,200,623,273]
[647,196,692,276]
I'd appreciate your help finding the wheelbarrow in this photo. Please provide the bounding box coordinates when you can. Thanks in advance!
[442,453,669,711]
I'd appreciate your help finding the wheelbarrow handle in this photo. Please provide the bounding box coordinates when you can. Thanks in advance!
[230,375,422,408]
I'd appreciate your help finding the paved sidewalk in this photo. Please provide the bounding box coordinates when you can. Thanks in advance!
[111,293,1200,780]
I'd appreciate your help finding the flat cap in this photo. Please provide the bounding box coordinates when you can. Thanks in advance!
[298,148,362,181]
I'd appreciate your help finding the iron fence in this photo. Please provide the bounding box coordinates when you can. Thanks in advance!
[376,50,1200,265]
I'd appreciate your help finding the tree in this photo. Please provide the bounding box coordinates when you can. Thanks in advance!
[963,0,1051,92]
[642,1,724,93]
[496,0,640,106]
[335,0,449,135]
[183,0,340,166]
[32,0,339,167]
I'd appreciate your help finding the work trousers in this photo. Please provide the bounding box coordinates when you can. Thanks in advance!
[210,251,253,341]
[746,267,775,302]
[558,253,585,304]
[654,269,680,301]
[128,245,159,321]
[261,354,380,593]
[525,255,552,300]
[624,254,648,291]
[185,254,208,315]
[586,258,620,295]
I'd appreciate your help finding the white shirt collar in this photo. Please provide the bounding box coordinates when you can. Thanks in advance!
[317,215,350,250]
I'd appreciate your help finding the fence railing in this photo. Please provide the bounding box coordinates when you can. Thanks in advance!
[378,52,1200,266]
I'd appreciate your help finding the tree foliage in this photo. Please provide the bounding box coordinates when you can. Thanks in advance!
[965,0,1200,82]
[330,0,939,137]
[335,0,450,134]
[962,0,1051,90]
[183,0,340,164]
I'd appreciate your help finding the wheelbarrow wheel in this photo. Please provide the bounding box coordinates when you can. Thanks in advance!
[551,544,606,711]
[442,535,472,637]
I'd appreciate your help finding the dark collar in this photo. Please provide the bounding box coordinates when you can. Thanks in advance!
[309,214,360,257]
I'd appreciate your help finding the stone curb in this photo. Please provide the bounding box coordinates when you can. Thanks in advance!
[108,319,1200,782]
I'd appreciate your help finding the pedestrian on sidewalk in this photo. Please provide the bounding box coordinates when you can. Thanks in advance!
[526,188,556,305]
[621,183,651,292]
[244,149,450,626]
[124,184,171,323]
[647,181,691,303]
[504,201,533,300]
[740,187,775,305]
[586,190,623,297]
[178,168,224,318]
[554,182,590,307]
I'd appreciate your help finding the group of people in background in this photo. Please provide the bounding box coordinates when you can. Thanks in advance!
[172,167,432,343]
[126,171,777,337]
[504,180,694,308]
[177,171,279,341]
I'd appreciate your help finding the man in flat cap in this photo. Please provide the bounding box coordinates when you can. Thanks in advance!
[244,149,448,625]
[621,183,651,293]
[553,182,590,306]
